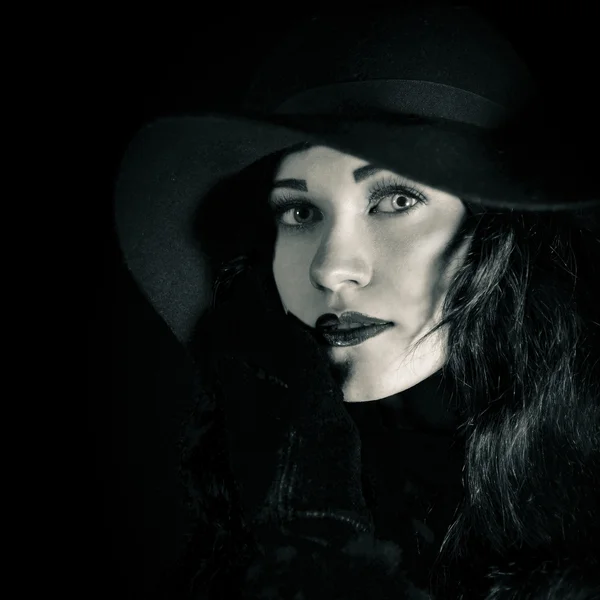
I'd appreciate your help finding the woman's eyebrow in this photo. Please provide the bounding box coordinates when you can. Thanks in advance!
[352,164,383,183]
[271,178,308,192]
[271,165,383,192]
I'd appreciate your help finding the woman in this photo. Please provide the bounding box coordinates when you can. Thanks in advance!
[115,2,600,598]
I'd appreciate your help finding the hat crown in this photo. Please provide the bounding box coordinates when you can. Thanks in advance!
[243,3,536,116]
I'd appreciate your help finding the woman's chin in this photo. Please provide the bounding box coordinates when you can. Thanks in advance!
[340,375,422,403]
[342,387,385,403]
[324,326,448,402]
[341,378,406,403]
[339,369,399,403]
[339,354,448,403]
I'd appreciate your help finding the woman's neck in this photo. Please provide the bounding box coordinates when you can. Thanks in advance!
[377,369,458,431]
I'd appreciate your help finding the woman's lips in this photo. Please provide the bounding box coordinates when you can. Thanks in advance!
[318,323,393,347]
[316,311,390,329]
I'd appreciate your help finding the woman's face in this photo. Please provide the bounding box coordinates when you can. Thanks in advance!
[269,146,470,402]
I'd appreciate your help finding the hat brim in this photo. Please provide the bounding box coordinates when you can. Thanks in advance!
[114,111,599,345]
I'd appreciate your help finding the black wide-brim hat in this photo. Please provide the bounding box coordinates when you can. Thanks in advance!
[114,2,599,346]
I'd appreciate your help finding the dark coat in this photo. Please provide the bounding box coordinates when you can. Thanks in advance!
[171,366,600,600]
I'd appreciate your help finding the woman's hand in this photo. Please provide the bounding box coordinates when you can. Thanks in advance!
[196,263,372,548]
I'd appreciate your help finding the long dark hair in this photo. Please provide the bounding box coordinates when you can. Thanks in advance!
[173,150,600,599]
[422,206,600,597]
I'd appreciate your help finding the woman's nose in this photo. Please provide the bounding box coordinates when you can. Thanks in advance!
[309,225,373,292]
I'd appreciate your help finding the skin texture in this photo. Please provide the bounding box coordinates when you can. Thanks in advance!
[269,146,470,403]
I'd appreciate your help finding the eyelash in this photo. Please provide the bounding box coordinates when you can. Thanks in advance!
[268,176,428,231]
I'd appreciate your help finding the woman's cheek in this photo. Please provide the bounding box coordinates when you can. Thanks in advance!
[273,241,309,304]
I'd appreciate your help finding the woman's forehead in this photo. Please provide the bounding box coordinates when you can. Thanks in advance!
[273,144,439,197]
[275,145,368,179]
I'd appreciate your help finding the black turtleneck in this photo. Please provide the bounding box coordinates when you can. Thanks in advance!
[343,369,466,591]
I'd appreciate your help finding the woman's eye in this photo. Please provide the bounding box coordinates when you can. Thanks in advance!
[280,205,319,226]
[374,192,419,213]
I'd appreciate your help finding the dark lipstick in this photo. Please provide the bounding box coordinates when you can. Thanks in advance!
[315,312,393,347]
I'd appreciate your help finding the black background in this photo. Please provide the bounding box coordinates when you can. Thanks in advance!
[87,3,596,598]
